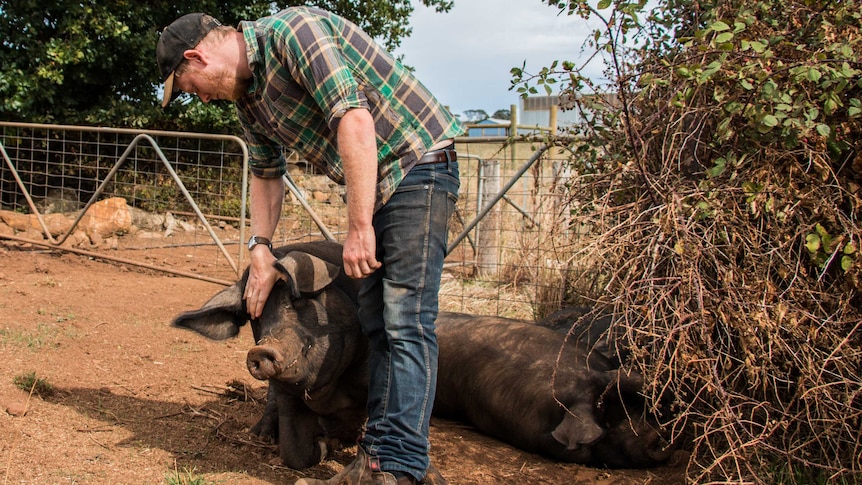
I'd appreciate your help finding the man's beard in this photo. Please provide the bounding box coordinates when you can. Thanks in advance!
[204,68,251,102]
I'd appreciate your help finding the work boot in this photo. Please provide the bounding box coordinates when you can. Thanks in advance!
[294,447,397,485]
[293,448,447,485]
[420,463,447,485]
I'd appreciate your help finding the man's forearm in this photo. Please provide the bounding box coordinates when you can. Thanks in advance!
[337,108,378,232]
[337,107,381,278]
[249,174,285,240]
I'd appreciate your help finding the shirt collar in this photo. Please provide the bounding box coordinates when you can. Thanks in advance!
[238,20,262,96]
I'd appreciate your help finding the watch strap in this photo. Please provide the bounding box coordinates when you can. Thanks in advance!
[248,236,272,251]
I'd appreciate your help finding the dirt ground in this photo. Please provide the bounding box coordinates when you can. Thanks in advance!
[0,241,688,485]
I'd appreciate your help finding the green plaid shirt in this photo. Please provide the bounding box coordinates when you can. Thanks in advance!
[236,7,464,210]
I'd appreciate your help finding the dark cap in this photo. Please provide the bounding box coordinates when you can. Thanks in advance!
[156,13,221,108]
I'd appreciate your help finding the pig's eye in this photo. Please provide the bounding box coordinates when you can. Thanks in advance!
[302,337,314,355]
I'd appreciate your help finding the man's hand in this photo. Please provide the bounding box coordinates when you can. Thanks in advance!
[244,245,282,319]
[343,224,380,279]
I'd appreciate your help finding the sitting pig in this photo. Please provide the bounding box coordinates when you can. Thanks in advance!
[172,240,368,470]
[433,312,674,469]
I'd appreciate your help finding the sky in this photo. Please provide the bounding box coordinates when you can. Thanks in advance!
[394,0,604,119]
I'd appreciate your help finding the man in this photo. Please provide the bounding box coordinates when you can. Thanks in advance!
[156,8,462,485]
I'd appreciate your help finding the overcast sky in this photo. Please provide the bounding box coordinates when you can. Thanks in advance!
[394,0,604,119]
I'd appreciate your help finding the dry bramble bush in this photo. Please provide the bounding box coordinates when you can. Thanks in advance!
[517,0,862,482]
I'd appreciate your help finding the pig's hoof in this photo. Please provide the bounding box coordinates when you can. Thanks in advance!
[250,419,278,441]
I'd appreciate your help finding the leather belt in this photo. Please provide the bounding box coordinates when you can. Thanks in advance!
[416,144,457,165]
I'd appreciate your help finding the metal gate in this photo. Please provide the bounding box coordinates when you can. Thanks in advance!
[0,122,250,285]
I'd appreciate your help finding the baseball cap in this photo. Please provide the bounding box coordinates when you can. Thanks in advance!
[156,13,221,108]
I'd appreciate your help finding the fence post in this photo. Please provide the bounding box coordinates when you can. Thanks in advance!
[509,103,518,165]
[549,104,558,134]
[476,159,500,276]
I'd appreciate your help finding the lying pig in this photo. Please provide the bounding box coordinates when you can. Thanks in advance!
[172,240,367,470]
[433,312,674,468]
[536,306,629,366]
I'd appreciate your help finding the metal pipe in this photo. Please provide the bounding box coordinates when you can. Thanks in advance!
[0,233,233,286]
[447,144,551,254]
[283,172,337,242]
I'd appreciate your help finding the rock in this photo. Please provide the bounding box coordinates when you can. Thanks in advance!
[36,188,82,214]
[80,197,132,240]
[43,213,75,237]
[128,206,166,230]
[60,230,90,248]
[0,210,37,231]
[0,211,74,239]
[6,401,28,417]
[21,228,44,240]
[164,212,177,237]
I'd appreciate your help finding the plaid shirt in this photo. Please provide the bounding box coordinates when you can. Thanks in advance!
[236,7,464,210]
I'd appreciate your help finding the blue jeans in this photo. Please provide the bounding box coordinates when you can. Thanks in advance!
[357,159,459,479]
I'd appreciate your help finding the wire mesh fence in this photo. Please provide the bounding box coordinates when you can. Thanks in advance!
[0,122,249,284]
[0,122,582,318]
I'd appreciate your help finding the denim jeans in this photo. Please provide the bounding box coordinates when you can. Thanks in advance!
[357,159,459,479]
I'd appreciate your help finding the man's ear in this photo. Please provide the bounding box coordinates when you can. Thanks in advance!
[183,48,207,66]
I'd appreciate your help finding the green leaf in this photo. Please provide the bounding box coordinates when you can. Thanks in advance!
[715,32,734,43]
[805,233,821,253]
[824,96,839,115]
[841,255,854,272]
[725,101,743,114]
[597,0,612,9]
[707,157,727,177]
[762,115,779,127]
[710,21,731,31]
[816,124,831,136]
[807,68,822,82]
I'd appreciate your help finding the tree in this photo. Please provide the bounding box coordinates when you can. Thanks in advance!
[492,109,511,120]
[0,0,454,129]
[462,109,489,123]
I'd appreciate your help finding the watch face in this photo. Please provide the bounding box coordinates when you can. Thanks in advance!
[248,236,271,250]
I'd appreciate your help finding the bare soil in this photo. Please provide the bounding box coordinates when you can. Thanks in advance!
[0,242,687,485]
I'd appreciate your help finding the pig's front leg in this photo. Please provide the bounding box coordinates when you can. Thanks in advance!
[249,382,279,442]
[277,392,327,469]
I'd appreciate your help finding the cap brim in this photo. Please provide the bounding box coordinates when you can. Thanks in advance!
[161,71,179,108]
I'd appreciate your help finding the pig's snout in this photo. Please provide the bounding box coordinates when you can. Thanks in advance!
[247,346,285,380]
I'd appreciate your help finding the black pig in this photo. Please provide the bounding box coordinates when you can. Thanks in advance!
[172,240,367,470]
[433,312,674,468]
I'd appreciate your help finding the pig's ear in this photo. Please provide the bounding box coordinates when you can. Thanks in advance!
[552,402,604,449]
[275,250,341,297]
[172,283,247,340]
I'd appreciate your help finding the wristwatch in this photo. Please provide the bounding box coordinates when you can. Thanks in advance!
[247,235,273,252]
